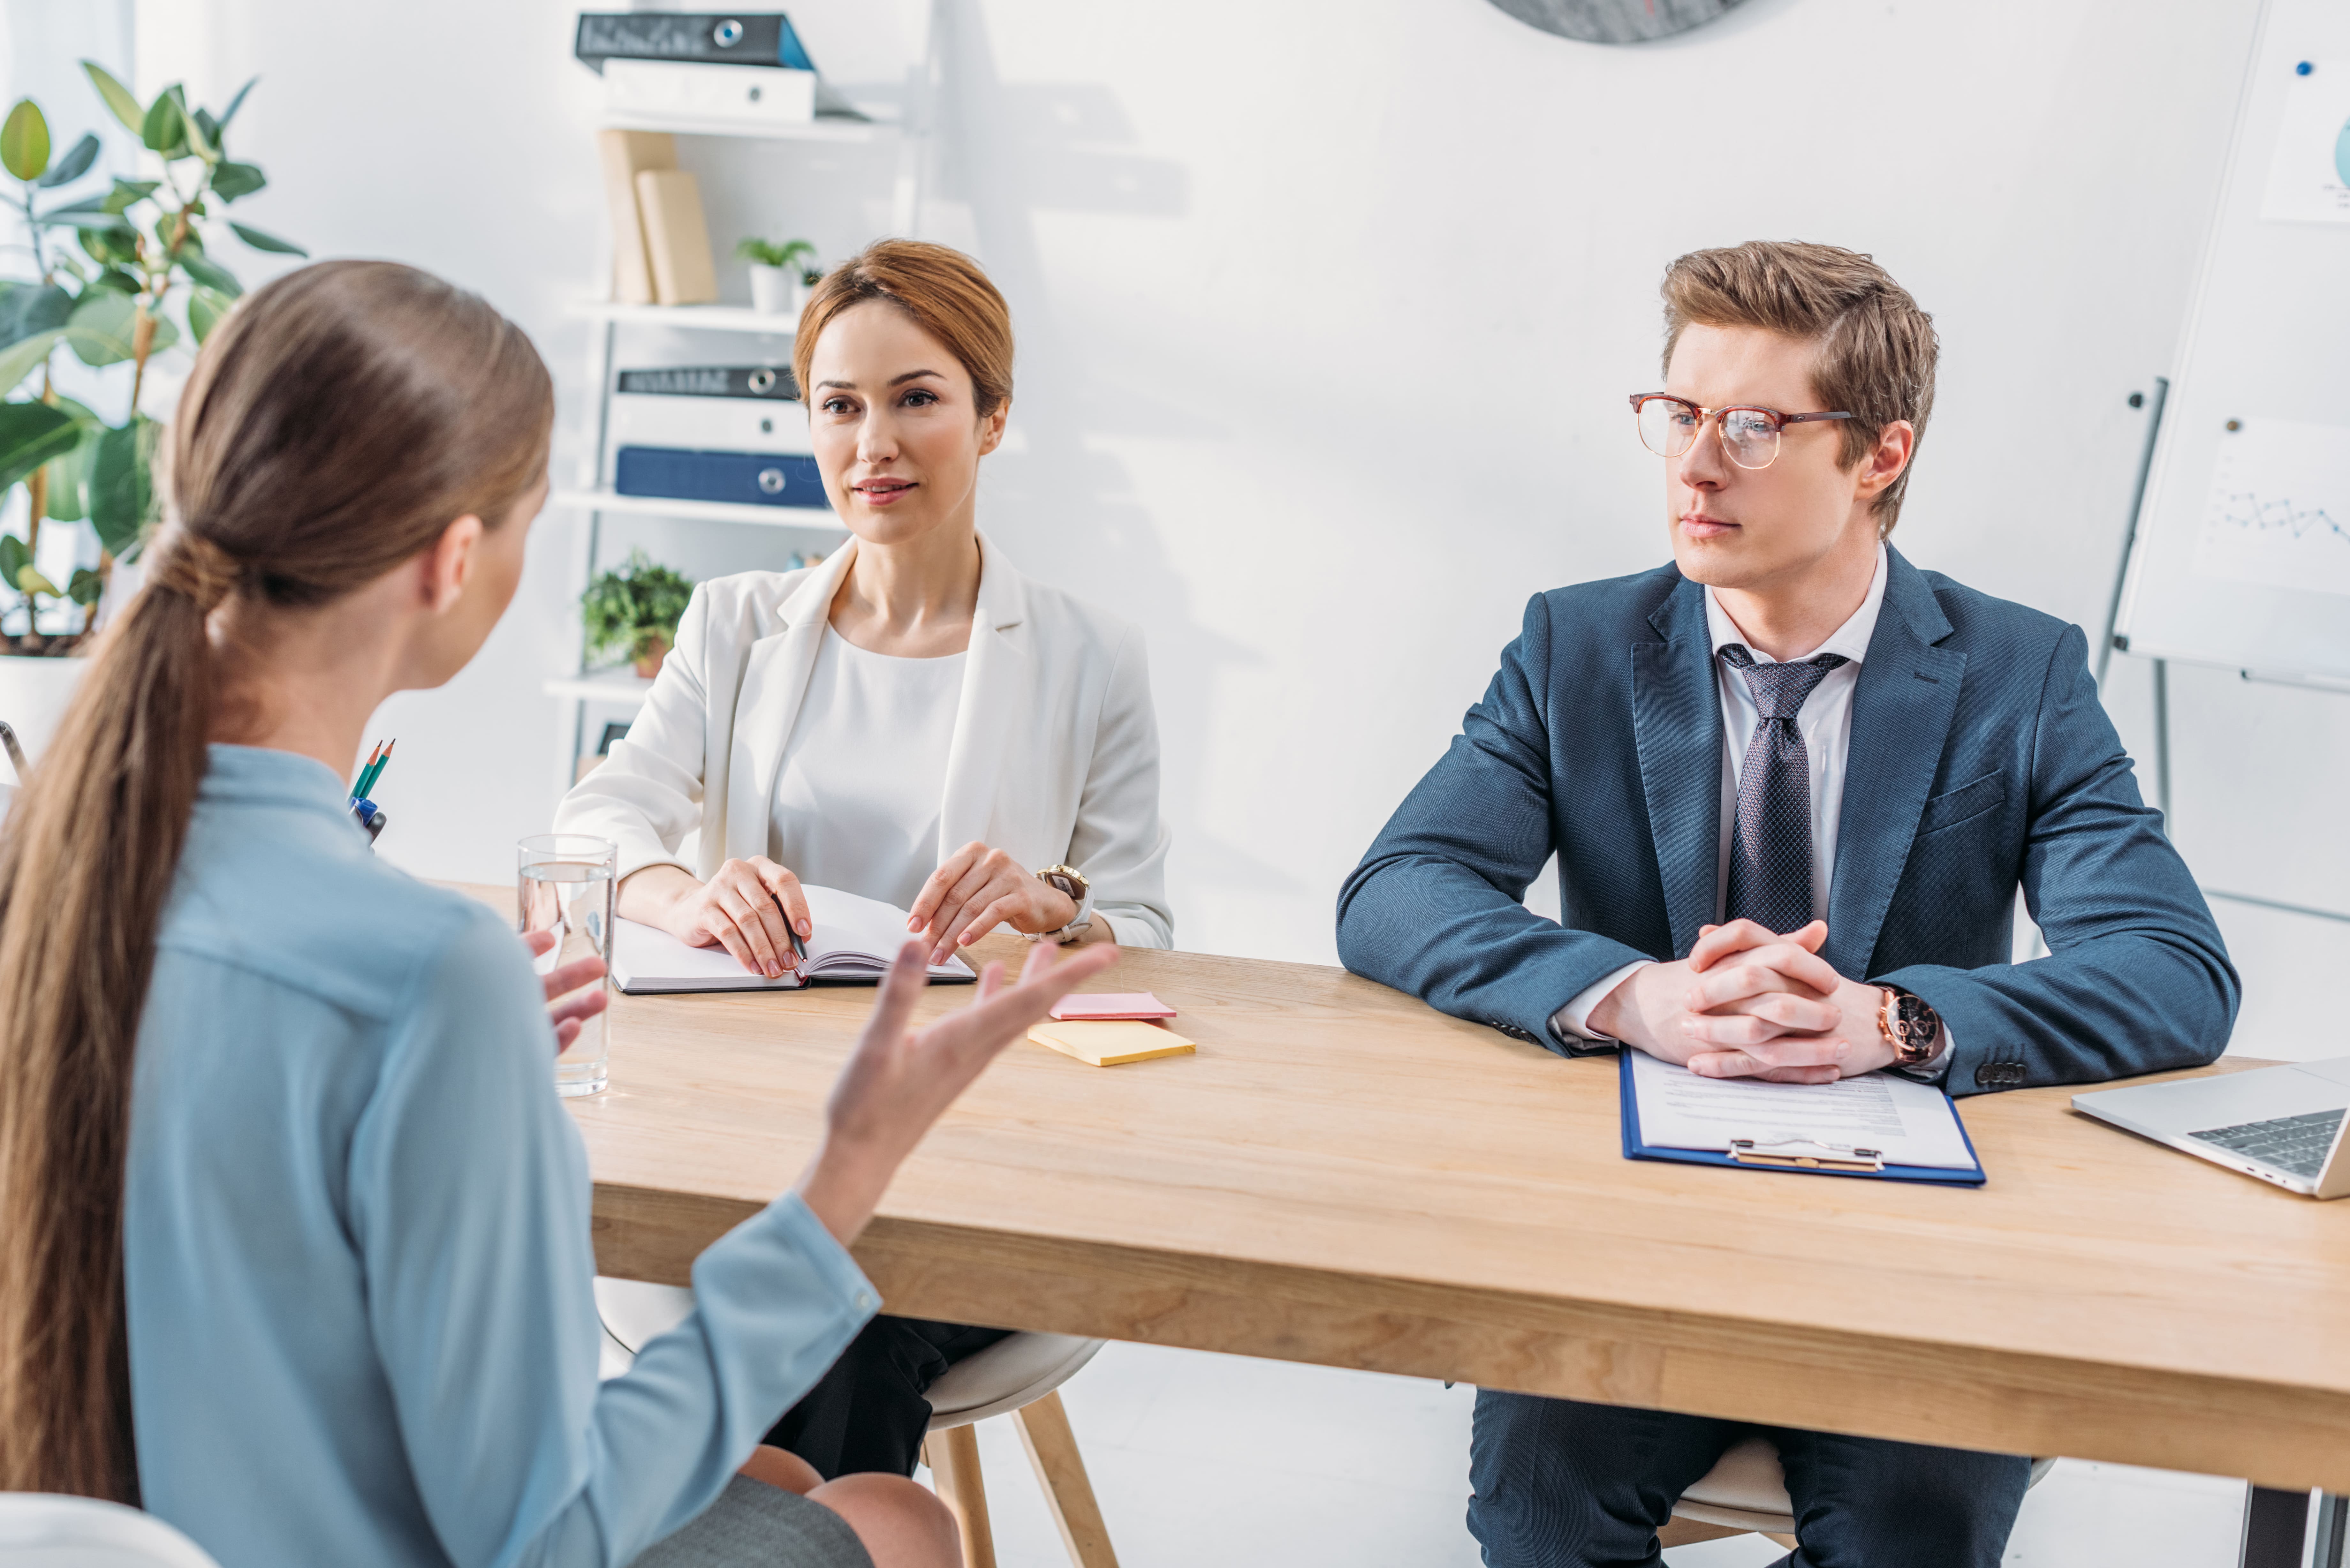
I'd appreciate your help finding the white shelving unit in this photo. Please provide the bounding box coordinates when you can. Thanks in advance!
[568,300,803,334]
[550,13,940,798]
[545,670,656,705]
[550,487,843,529]
[596,113,887,144]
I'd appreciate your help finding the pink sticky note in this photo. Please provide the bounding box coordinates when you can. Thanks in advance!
[1050,992,1177,1021]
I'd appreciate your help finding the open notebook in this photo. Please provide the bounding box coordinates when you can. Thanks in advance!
[609,884,976,994]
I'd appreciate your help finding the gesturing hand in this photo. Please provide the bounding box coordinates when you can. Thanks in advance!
[658,856,813,980]
[521,928,609,1055]
[907,841,1084,965]
[796,937,1118,1246]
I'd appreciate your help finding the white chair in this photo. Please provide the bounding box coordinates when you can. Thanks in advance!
[1657,1434,2058,1550]
[595,1278,1119,1568]
[0,1494,225,1568]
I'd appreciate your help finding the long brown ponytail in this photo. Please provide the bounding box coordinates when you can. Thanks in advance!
[0,260,552,1499]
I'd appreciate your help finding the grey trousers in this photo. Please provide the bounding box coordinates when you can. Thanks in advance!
[632,1474,873,1568]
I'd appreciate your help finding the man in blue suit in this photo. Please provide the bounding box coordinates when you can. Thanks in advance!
[1336,240,2237,1568]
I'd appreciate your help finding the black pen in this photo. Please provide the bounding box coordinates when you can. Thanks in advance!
[779,900,808,967]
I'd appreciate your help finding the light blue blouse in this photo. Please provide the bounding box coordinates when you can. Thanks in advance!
[124,746,877,1568]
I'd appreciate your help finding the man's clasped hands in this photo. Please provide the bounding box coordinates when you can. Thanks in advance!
[1585,919,1898,1083]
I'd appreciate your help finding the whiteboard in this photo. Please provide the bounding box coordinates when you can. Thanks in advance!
[2115,0,2350,684]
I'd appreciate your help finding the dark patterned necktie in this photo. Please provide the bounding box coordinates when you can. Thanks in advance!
[1718,644,1849,933]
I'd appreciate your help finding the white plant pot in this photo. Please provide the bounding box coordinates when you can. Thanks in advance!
[0,652,90,785]
[790,276,815,315]
[748,264,794,315]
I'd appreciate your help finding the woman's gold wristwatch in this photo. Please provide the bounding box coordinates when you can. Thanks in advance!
[1025,864,1094,944]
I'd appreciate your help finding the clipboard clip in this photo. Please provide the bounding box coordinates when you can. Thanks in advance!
[1729,1138,1885,1174]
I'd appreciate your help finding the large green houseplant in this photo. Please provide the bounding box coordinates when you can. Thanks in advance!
[0,64,307,657]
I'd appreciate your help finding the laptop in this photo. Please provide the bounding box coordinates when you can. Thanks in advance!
[2072,1058,2350,1199]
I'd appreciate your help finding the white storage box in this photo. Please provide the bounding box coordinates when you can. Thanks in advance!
[608,392,814,458]
[603,60,816,125]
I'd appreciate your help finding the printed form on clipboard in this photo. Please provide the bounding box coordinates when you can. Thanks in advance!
[1620,1048,1985,1186]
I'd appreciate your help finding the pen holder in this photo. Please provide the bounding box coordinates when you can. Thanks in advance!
[350,798,388,846]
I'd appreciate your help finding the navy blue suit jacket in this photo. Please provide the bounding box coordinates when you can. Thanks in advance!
[1335,549,2238,1095]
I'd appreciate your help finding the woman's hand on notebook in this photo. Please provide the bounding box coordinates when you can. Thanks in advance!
[521,927,610,1053]
[907,841,1088,965]
[796,937,1118,1247]
[623,858,814,980]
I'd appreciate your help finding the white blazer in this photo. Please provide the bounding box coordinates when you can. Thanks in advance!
[553,533,1173,948]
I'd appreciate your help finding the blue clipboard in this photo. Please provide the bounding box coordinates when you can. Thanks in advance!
[1618,1050,1986,1186]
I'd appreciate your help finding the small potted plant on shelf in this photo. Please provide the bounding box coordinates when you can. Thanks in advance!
[582,549,695,678]
[736,237,818,316]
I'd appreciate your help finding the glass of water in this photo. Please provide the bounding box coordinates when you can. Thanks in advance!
[519,833,617,1097]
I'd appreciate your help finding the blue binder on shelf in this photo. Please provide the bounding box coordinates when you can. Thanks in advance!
[1618,1049,1986,1187]
[614,447,825,509]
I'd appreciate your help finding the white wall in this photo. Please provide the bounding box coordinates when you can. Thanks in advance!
[100,0,2343,1047]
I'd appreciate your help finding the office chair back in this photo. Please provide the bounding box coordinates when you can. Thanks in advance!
[0,1494,224,1568]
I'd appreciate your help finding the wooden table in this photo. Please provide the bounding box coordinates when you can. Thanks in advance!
[508,899,2350,1495]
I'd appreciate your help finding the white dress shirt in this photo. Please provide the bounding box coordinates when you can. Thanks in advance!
[1551,546,1947,1076]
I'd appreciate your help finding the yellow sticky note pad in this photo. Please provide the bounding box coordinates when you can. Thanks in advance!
[1027,1019,1196,1067]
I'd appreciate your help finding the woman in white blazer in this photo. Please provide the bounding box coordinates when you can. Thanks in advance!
[554,535,1169,957]
[553,239,1170,1483]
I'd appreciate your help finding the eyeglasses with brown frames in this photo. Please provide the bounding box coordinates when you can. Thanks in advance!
[1629,393,1856,472]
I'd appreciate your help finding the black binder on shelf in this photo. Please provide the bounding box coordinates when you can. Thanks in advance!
[573,12,870,119]
[575,12,816,73]
[616,364,800,401]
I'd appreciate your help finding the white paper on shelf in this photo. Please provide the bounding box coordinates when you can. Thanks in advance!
[1627,1048,1977,1170]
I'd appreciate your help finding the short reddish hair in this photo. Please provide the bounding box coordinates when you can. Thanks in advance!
[1660,241,1938,533]
[793,239,1014,418]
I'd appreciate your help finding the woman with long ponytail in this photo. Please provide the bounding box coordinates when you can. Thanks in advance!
[0,260,1111,1567]
[0,417,227,1507]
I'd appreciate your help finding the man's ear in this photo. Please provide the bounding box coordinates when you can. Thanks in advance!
[1855,419,1915,499]
[421,515,486,613]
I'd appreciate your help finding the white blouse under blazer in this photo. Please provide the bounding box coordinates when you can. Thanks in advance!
[553,533,1174,948]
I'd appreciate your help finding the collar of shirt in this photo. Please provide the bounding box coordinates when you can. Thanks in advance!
[1702,542,1888,667]
[198,742,358,818]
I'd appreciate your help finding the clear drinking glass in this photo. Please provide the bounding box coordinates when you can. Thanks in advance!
[519,833,617,1097]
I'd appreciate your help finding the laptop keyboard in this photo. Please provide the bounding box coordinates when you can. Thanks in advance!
[2187,1108,2347,1180]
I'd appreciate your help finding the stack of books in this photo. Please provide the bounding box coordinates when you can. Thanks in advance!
[579,13,862,306]
[574,11,868,130]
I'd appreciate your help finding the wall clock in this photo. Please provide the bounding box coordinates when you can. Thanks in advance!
[1486,0,1750,44]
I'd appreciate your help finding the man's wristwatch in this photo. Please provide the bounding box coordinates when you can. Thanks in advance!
[1878,986,1945,1068]
[1024,864,1094,944]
